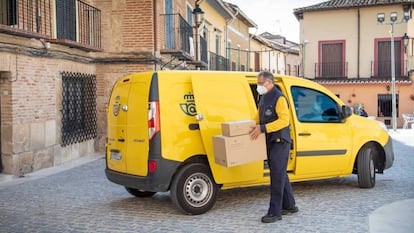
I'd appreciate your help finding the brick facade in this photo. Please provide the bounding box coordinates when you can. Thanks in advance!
[0,0,298,174]
[0,35,95,175]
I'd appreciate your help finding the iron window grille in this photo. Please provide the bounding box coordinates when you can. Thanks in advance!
[61,72,97,146]
[377,94,399,118]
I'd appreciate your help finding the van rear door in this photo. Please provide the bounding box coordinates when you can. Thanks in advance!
[107,79,131,173]
[107,73,152,176]
[191,73,263,184]
[125,74,153,176]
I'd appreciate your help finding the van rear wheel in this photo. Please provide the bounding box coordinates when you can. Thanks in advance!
[170,163,219,215]
[357,146,376,188]
[125,187,156,197]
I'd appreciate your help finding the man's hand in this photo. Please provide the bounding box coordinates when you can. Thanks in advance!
[250,125,262,140]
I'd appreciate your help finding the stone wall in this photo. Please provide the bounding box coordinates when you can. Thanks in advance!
[0,35,96,175]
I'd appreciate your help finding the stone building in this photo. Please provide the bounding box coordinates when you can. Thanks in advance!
[294,0,414,128]
[0,0,299,174]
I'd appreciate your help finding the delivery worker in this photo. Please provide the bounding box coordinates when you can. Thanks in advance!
[250,71,298,223]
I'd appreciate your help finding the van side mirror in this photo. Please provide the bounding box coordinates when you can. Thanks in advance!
[341,105,353,119]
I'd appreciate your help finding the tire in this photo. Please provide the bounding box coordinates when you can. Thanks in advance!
[170,163,219,215]
[357,146,376,188]
[125,187,156,198]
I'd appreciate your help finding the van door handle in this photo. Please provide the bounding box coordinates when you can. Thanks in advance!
[118,138,125,142]
[298,133,311,136]
[195,114,204,121]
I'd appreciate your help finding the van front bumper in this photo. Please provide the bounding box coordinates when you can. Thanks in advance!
[384,136,394,170]
[105,158,181,192]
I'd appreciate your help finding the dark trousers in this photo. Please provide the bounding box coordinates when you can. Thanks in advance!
[267,140,296,216]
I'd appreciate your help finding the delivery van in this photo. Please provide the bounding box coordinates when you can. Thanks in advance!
[105,71,394,215]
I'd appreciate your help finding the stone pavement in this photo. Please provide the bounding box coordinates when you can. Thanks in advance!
[0,130,413,233]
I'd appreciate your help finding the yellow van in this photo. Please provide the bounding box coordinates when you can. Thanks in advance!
[105,71,394,215]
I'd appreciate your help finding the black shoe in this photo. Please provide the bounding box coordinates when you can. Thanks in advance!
[261,214,282,223]
[282,206,299,215]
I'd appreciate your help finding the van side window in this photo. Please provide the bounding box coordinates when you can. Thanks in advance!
[291,86,340,123]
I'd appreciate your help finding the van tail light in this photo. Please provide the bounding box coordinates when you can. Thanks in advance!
[148,101,160,141]
[148,160,157,173]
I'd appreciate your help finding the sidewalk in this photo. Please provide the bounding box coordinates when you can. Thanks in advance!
[369,128,414,233]
[0,153,103,190]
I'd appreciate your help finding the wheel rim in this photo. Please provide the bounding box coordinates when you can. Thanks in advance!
[370,155,375,178]
[183,172,213,208]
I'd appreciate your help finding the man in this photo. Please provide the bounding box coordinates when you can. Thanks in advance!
[250,71,298,223]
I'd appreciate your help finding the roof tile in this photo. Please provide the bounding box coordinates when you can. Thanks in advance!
[294,0,412,18]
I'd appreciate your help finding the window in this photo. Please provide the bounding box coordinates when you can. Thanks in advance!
[56,0,77,41]
[246,49,249,71]
[254,52,260,72]
[61,72,97,146]
[227,40,232,68]
[291,86,340,123]
[0,0,17,25]
[375,38,403,77]
[215,34,221,55]
[186,4,193,27]
[377,94,399,117]
[237,44,241,71]
[318,40,345,78]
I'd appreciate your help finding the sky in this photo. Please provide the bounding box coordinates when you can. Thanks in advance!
[227,0,325,43]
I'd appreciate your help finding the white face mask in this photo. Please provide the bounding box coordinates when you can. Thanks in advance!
[257,85,268,95]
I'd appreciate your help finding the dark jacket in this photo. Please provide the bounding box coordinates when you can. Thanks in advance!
[258,86,291,143]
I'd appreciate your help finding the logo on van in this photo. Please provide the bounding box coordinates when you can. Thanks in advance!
[113,95,121,116]
[180,93,197,116]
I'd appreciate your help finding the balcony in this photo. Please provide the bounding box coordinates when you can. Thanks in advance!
[188,35,208,69]
[371,60,408,78]
[161,13,194,61]
[0,0,101,51]
[314,62,348,78]
[52,0,101,51]
[0,0,53,38]
[209,52,229,71]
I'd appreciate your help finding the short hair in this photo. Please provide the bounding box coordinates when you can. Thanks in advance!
[258,71,274,83]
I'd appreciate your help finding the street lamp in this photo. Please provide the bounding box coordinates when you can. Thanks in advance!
[403,32,410,53]
[377,10,410,131]
[193,4,205,63]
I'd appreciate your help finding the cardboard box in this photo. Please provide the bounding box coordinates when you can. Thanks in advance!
[213,134,267,167]
[221,120,256,137]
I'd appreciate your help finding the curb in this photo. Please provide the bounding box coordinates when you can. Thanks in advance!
[0,153,104,190]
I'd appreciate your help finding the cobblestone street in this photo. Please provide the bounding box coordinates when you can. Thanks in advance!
[0,131,413,233]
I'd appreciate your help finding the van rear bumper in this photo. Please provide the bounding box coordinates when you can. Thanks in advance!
[105,159,181,192]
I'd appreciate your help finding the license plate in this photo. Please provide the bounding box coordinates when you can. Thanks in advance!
[110,151,122,161]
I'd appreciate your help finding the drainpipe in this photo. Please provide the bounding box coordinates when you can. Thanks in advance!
[225,8,238,68]
[153,0,158,70]
[357,4,360,78]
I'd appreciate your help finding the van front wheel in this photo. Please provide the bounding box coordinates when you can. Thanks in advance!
[170,163,219,215]
[357,146,376,188]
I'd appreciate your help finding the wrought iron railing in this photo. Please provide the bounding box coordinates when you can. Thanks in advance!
[200,36,207,64]
[61,72,97,146]
[314,62,348,78]
[162,13,194,57]
[77,0,101,48]
[0,0,53,37]
[0,0,101,49]
[371,60,408,78]
[209,52,228,71]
